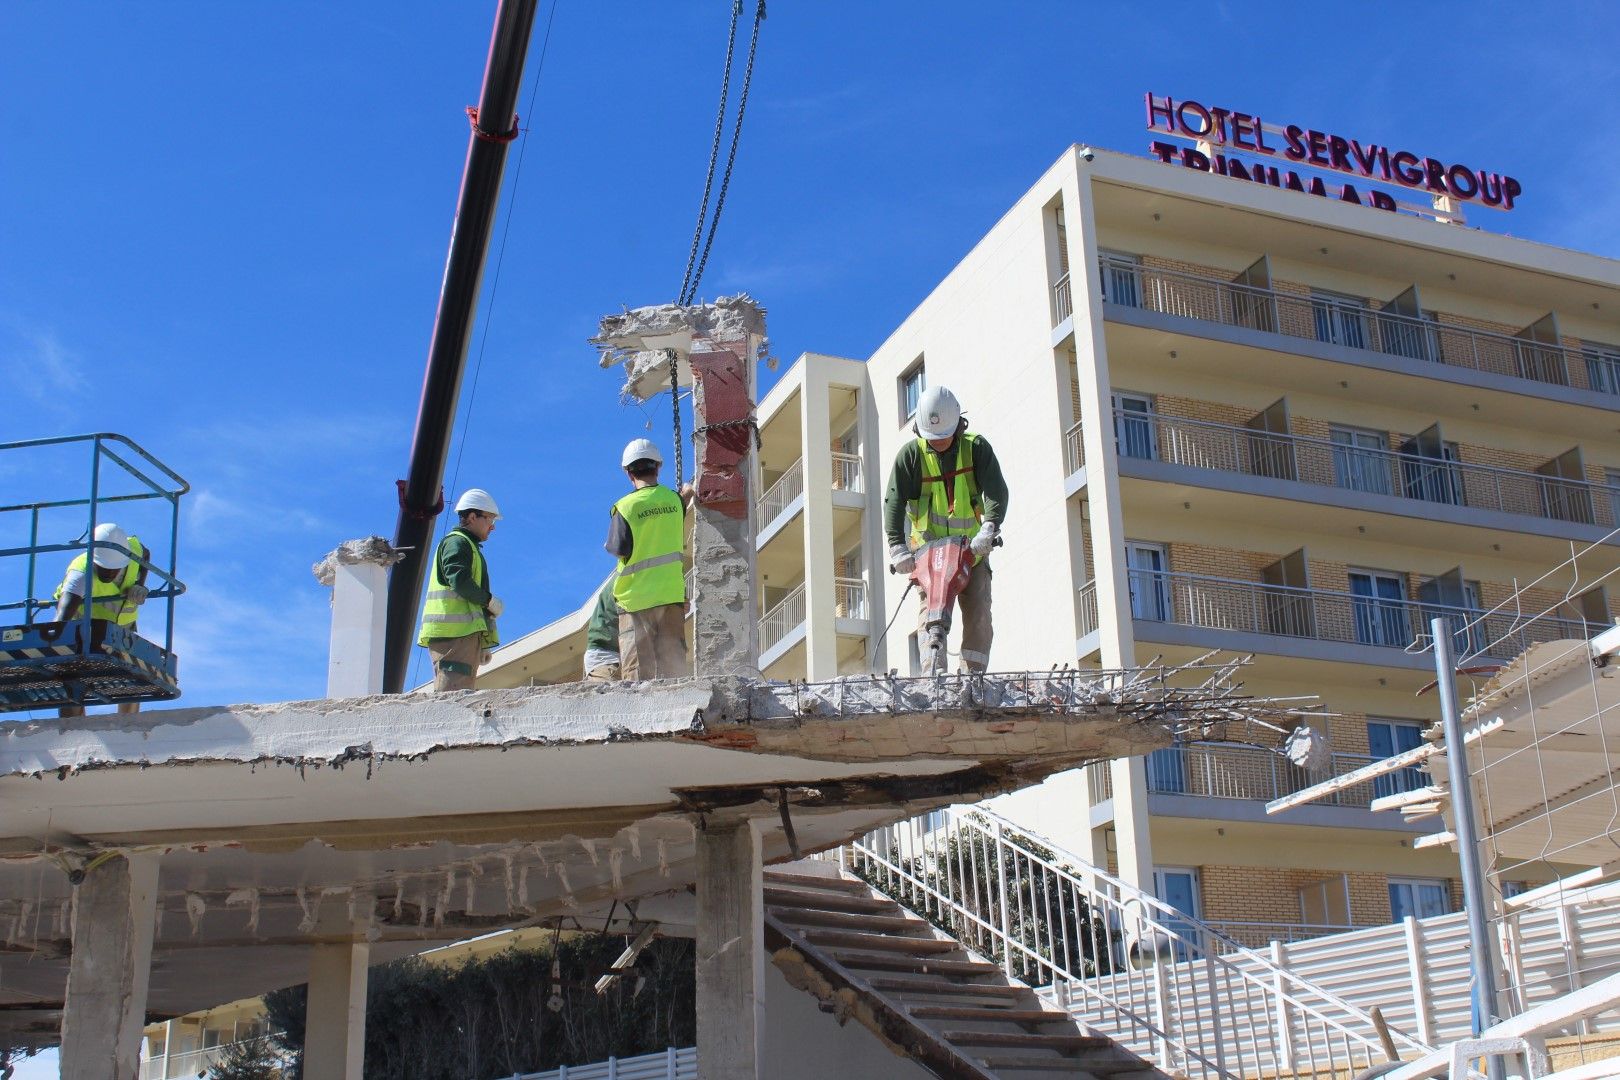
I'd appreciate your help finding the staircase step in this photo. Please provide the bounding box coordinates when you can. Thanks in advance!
[770,907,931,933]
[867,976,1027,998]
[763,885,899,914]
[977,1057,1097,1073]
[763,870,869,894]
[797,929,961,954]
[946,1030,1111,1052]
[908,1005,1074,1024]
[832,952,1001,978]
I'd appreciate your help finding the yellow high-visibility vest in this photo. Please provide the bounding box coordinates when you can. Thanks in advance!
[418,529,496,646]
[55,536,147,626]
[611,486,686,613]
[909,434,982,546]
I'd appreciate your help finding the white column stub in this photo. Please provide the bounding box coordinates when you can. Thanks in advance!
[59,852,159,1080]
[694,818,765,1080]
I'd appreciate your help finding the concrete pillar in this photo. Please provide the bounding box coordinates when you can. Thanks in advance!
[59,852,159,1080]
[327,558,388,697]
[690,332,763,677]
[799,360,838,679]
[695,818,764,1080]
[303,893,373,1080]
[1062,153,1155,892]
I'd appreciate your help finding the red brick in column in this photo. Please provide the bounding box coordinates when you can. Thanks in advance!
[690,338,754,520]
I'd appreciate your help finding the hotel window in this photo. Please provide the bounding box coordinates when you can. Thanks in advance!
[1367,718,1426,798]
[899,358,925,425]
[1388,877,1450,922]
[1605,470,1620,525]
[1152,867,1202,960]
[1299,875,1352,927]
[1586,342,1620,395]
[1111,392,1156,460]
[1348,569,1410,647]
[1312,290,1369,349]
[1099,250,1141,308]
[1330,425,1392,495]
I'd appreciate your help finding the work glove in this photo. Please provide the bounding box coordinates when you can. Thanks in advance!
[481,650,493,668]
[486,596,504,618]
[125,584,149,606]
[888,544,915,576]
[969,521,999,559]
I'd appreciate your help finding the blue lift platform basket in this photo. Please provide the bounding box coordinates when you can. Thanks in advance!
[0,434,188,713]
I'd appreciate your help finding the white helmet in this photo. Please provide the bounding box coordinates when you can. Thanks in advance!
[621,438,663,469]
[454,488,501,518]
[91,523,131,570]
[915,385,962,440]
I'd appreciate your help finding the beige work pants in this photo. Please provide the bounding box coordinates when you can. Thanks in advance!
[619,603,690,681]
[426,634,481,692]
[585,661,621,681]
[917,560,993,672]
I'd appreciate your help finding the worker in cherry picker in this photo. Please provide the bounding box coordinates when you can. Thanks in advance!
[53,523,150,716]
[605,439,693,680]
[884,385,1008,673]
[418,489,504,692]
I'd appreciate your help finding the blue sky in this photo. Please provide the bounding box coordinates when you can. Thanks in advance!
[4,0,1620,721]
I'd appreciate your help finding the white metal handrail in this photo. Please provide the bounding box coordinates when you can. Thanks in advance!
[833,577,867,619]
[1111,406,1608,526]
[844,805,1429,1078]
[1054,271,1073,323]
[1098,255,1598,393]
[502,1046,696,1080]
[1139,741,1419,810]
[1064,420,1085,476]
[761,583,806,650]
[757,458,804,528]
[831,451,862,493]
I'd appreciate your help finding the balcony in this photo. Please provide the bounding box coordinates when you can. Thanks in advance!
[1088,408,1612,531]
[1097,256,1613,396]
[1080,569,1598,669]
[1064,420,1085,477]
[834,577,867,619]
[762,582,807,655]
[757,458,805,533]
[1053,271,1073,324]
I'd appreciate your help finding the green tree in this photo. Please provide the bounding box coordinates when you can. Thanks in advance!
[207,1035,284,1080]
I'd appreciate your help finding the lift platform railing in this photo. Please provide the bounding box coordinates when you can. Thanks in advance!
[0,433,189,710]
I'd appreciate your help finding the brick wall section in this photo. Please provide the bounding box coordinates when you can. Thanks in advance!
[1196,865,1396,927]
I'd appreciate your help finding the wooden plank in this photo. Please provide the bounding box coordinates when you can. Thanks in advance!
[1265,718,1501,814]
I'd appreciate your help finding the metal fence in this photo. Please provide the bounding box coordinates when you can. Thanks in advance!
[757,458,804,529]
[831,451,862,493]
[141,1036,285,1079]
[761,583,806,652]
[1086,743,1416,813]
[1098,256,1611,394]
[843,806,1425,1078]
[501,1047,695,1080]
[1114,568,1596,665]
[1105,407,1610,526]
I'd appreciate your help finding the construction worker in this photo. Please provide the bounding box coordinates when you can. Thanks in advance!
[884,385,1008,672]
[605,439,692,680]
[583,581,622,681]
[419,489,504,692]
[53,523,149,716]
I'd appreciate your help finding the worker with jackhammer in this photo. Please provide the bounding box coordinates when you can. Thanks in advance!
[53,522,150,716]
[418,489,504,692]
[884,385,1008,672]
[605,439,692,680]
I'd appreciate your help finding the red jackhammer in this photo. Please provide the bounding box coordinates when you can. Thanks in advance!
[904,535,977,675]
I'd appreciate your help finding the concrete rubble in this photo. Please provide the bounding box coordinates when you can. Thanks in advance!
[310,536,405,587]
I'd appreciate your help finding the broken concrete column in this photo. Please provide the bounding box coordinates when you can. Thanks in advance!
[303,892,373,1080]
[313,537,403,697]
[59,852,159,1080]
[593,296,767,677]
[695,817,765,1080]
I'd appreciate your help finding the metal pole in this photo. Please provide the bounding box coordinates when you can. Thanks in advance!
[383,0,541,693]
[1430,616,1507,1080]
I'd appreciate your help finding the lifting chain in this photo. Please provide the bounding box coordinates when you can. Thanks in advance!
[668,348,683,489]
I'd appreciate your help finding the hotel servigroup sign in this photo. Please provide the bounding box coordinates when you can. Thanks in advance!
[1145,93,1521,213]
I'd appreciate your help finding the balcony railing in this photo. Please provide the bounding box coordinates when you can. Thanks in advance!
[1104,407,1610,526]
[1076,579,1099,638]
[831,451,862,493]
[141,1035,284,1080]
[756,458,804,528]
[1053,271,1073,323]
[1063,420,1085,476]
[1086,741,1423,816]
[1096,568,1598,664]
[834,576,867,619]
[761,583,806,652]
[1097,255,1610,394]
[1202,920,1361,951]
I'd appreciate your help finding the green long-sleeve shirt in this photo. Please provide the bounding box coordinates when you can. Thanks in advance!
[586,583,621,653]
[437,528,492,608]
[883,433,1008,549]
